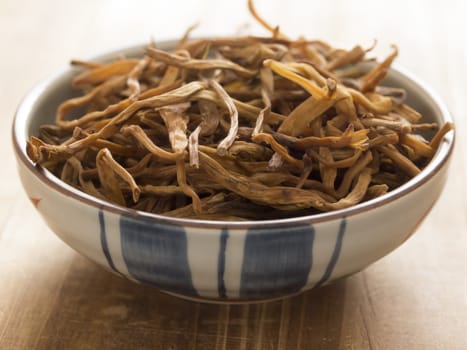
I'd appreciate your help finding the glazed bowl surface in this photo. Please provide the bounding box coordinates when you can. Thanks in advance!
[12,41,455,303]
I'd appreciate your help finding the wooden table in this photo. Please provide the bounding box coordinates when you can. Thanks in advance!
[1,0,466,348]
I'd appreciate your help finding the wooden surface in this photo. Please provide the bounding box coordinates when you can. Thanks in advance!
[1,0,466,349]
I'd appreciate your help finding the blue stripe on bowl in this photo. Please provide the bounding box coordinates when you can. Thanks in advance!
[217,229,229,298]
[239,224,315,299]
[119,215,197,296]
[98,209,119,274]
[313,218,347,289]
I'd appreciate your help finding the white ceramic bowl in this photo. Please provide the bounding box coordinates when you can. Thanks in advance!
[12,42,455,303]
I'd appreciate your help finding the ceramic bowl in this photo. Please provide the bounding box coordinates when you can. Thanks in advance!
[12,42,455,303]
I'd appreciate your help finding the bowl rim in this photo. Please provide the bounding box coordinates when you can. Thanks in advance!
[12,41,456,229]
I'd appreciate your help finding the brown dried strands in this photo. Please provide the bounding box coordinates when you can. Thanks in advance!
[198,152,372,212]
[96,148,141,204]
[72,59,141,88]
[146,47,257,78]
[272,124,369,151]
[26,10,454,220]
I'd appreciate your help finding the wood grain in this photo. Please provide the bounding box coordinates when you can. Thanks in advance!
[1,0,466,349]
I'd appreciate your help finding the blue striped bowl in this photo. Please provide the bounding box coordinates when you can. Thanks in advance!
[12,43,455,303]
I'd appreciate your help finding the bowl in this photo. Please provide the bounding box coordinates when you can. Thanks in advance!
[12,41,455,303]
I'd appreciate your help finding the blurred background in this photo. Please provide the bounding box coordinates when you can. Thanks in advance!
[2,0,466,81]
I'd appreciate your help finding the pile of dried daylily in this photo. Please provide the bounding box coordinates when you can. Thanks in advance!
[26,1,453,220]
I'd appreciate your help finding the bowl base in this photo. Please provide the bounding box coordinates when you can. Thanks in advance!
[161,289,307,305]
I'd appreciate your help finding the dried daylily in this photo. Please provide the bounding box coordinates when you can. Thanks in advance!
[208,80,239,156]
[146,47,257,78]
[25,0,453,220]
[126,56,152,100]
[72,59,140,87]
[96,148,141,203]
